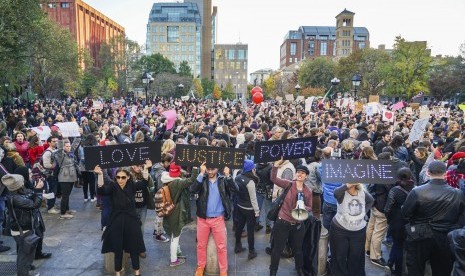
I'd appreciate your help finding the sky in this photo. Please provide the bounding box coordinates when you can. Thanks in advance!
[84,0,465,76]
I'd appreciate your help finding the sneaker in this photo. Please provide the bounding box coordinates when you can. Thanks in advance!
[90,198,96,202]
[365,250,370,257]
[371,258,389,268]
[266,225,272,234]
[83,198,89,202]
[255,224,264,232]
[177,251,186,259]
[248,249,257,260]
[155,234,170,243]
[169,258,185,267]
[66,210,77,215]
[265,247,272,256]
[47,208,60,214]
[59,214,74,219]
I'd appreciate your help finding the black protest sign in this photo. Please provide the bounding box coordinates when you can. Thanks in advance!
[321,159,397,184]
[84,141,162,170]
[254,136,317,163]
[175,144,245,169]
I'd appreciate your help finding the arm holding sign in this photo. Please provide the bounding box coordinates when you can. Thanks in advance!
[191,163,207,194]
[271,161,293,189]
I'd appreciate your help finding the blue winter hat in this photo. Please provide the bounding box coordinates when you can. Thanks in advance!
[243,159,255,173]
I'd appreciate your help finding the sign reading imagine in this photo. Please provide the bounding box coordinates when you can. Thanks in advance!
[321,159,396,184]
[84,141,162,170]
[254,137,317,163]
[175,144,245,169]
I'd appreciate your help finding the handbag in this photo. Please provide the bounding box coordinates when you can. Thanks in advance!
[267,182,292,222]
[9,197,41,254]
[405,222,434,242]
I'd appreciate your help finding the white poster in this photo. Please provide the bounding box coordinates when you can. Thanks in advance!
[305,97,315,113]
[31,126,52,141]
[55,122,81,137]
[296,96,304,102]
[180,96,189,101]
[408,118,429,142]
[285,94,294,102]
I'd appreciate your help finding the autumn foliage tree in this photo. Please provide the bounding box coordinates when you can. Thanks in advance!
[212,84,222,100]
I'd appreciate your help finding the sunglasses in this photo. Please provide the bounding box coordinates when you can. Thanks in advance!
[115,176,127,180]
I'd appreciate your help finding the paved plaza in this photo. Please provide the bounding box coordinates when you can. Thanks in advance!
[0,187,389,276]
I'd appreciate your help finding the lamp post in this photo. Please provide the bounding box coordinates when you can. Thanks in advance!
[351,74,362,99]
[178,83,184,97]
[235,71,239,99]
[142,72,151,104]
[4,81,9,104]
[322,77,340,102]
[295,84,301,97]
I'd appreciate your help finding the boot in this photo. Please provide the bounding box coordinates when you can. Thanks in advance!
[296,268,304,276]
[234,242,246,253]
[270,270,277,276]
[194,266,205,276]
[248,249,257,260]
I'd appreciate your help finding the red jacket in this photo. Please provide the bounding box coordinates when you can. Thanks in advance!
[28,145,44,165]
[14,141,29,163]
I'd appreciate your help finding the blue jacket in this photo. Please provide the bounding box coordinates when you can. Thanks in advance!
[319,165,342,205]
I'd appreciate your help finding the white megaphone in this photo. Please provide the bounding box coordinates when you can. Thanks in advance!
[291,192,309,221]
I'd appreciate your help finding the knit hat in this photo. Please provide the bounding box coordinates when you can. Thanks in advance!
[243,160,255,173]
[1,174,24,191]
[428,161,447,175]
[169,163,182,178]
[295,165,310,175]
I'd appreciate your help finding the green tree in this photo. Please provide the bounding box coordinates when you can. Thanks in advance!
[178,61,193,77]
[263,76,276,97]
[428,56,465,100]
[201,78,215,97]
[384,36,432,98]
[222,81,235,100]
[298,57,336,89]
[135,53,176,76]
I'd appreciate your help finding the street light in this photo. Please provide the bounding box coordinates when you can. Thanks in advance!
[178,83,184,97]
[351,74,362,99]
[235,71,239,99]
[4,81,9,104]
[142,72,151,104]
[322,77,341,102]
[295,84,301,97]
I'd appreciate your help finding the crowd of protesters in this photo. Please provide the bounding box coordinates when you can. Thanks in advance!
[1,95,465,276]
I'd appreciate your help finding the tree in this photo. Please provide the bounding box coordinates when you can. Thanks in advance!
[263,76,276,97]
[384,36,432,98]
[428,56,465,100]
[222,81,235,100]
[301,87,325,97]
[135,53,176,76]
[178,61,192,77]
[201,78,215,97]
[298,57,336,89]
[212,84,222,100]
[336,48,390,97]
[192,78,203,98]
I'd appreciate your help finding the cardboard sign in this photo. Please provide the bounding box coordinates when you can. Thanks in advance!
[296,96,304,102]
[419,110,432,119]
[321,159,396,184]
[285,94,294,102]
[175,144,245,169]
[382,109,395,123]
[276,96,283,102]
[54,122,80,137]
[84,141,162,170]
[254,137,317,163]
[31,126,51,141]
[406,107,413,114]
[305,97,314,113]
[410,103,420,110]
[354,102,363,113]
[368,95,379,103]
[408,118,429,142]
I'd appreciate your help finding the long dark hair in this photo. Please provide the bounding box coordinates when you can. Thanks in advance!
[396,167,415,191]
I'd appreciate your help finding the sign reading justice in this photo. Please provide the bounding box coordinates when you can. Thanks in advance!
[84,141,162,170]
[254,137,317,163]
[321,159,396,184]
[175,144,245,169]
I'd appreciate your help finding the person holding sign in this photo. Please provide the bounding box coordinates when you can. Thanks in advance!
[329,183,374,276]
[269,158,312,276]
[95,163,150,276]
[191,163,235,276]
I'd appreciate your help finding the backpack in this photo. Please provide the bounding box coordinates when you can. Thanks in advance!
[32,150,54,179]
[154,185,175,217]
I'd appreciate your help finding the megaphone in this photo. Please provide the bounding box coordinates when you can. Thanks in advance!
[291,192,309,221]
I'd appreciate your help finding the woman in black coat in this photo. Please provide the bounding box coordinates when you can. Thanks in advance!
[95,163,149,276]
[384,168,415,276]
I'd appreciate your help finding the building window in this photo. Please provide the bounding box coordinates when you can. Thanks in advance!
[320,41,327,56]
[359,42,366,49]
[167,26,179,43]
[228,50,235,60]
[238,50,246,60]
[294,58,298,62]
[61,2,70,8]
[308,41,315,56]
[48,3,56,8]
[319,35,328,40]
[236,62,241,70]
[289,57,292,62]
[290,43,297,56]
[342,30,350,37]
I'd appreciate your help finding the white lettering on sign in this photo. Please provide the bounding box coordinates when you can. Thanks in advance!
[324,163,394,182]
[258,141,314,160]
[100,147,151,165]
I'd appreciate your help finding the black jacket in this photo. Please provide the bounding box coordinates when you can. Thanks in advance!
[402,179,465,233]
[385,185,413,241]
[368,183,395,213]
[7,188,43,231]
[190,173,236,220]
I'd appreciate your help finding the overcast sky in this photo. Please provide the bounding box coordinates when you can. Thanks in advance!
[84,0,465,75]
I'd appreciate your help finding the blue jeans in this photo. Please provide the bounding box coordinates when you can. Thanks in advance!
[256,192,264,224]
[46,176,57,210]
[389,239,404,275]
[259,198,273,227]
[0,196,5,236]
[322,202,337,230]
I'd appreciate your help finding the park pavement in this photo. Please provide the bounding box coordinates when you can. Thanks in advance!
[0,187,389,276]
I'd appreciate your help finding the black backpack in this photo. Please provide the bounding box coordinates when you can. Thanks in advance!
[256,163,273,199]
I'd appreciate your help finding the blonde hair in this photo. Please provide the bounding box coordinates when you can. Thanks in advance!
[161,139,176,154]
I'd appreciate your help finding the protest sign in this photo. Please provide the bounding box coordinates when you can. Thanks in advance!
[55,122,80,137]
[175,144,245,169]
[368,95,379,103]
[321,159,396,184]
[285,94,294,102]
[31,126,51,141]
[410,103,420,110]
[84,141,162,170]
[296,96,304,102]
[162,109,177,131]
[406,107,413,114]
[354,102,363,113]
[305,97,315,112]
[419,110,432,119]
[408,118,429,142]
[459,104,465,111]
[382,109,395,123]
[276,96,283,102]
[180,96,189,101]
[254,137,317,163]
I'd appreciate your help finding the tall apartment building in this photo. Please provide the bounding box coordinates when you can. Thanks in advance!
[41,0,125,67]
[280,9,369,68]
[213,44,248,99]
[146,0,215,79]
